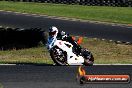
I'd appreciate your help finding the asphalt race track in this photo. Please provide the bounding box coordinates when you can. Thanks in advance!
[0,65,132,88]
[0,11,132,43]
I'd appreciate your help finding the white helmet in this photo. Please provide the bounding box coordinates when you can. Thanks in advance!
[49,26,58,37]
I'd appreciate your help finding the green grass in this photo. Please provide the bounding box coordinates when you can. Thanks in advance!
[0,1,132,24]
[82,38,132,64]
[0,37,132,64]
[0,47,53,64]
[0,83,3,88]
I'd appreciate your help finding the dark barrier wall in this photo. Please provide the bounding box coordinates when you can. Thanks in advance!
[3,0,132,7]
[0,27,47,50]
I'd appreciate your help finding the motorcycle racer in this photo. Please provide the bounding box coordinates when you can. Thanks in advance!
[47,26,82,55]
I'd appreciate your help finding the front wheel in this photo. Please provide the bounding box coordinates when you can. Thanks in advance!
[81,49,94,66]
[50,46,67,65]
[84,54,94,66]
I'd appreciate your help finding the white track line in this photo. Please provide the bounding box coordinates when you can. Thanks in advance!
[94,64,132,65]
[0,64,132,66]
[0,64,16,66]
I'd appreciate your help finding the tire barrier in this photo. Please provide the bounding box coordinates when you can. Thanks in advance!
[3,0,132,7]
[0,27,47,50]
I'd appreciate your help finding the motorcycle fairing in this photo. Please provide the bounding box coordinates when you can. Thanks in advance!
[54,40,84,65]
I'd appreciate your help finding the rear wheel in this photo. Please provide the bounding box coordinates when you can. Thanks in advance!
[50,46,67,65]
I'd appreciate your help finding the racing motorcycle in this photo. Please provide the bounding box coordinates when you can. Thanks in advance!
[49,37,94,66]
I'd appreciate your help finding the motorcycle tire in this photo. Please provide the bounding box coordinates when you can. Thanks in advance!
[84,54,94,66]
[50,46,67,65]
[81,49,94,66]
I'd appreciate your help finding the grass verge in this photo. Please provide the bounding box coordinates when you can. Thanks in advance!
[0,83,3,88]
[0,1,132,24]
[0,46,53,65]
[0,37,132,64]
